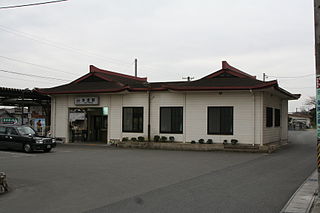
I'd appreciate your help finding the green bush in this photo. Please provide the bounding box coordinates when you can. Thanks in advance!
[169,136,175,142]
[198,139,205,144]
[223,140,228,145]
[160,136,167,142]
[206,139,213,144]
[122,137,129,142]
[231,139,238,145]
[138,136,145,142]
[154,135,160,142]
[191,140,196,144]
[131,137,137,142]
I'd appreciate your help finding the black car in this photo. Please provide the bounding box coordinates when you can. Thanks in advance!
[0,125,56,153]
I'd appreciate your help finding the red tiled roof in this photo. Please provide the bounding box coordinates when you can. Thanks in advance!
[38,61,300,100]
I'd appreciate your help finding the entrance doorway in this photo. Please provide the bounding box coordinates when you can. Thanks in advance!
[69,107,108,143]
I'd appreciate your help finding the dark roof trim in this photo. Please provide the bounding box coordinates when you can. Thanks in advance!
[163,80,278,91]
[36,87,129,95]
[274,86,301,100]
[204,61,256,79]
[90,65,147,82]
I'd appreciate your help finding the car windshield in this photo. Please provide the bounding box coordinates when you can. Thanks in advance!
[16,126,36,136]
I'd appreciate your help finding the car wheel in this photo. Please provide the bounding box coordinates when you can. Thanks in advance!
[23,144,32,153]
[44,148,52,153]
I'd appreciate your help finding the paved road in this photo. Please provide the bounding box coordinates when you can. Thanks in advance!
[0,130,316,213]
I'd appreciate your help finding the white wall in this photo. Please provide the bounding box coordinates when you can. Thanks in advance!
[149,91,186,141]
[50,90,287,145]
[52,95,69,141]
[184,91,257,144]
[263,92,282,144]
[281,100,288,142]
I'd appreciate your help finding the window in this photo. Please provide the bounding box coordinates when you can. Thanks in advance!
[275,108,280,127]
[207,107,233,135]
[6,127,18,135]
[160,107,183,134]
[266,107,273,127]
[0,126,5,134]
[122,107,143,132]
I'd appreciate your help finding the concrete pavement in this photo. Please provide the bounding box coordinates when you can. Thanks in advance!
[0,130,316,213]
[281,170,318,213]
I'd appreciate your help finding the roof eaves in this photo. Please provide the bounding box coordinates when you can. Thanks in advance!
[90,65,147,82]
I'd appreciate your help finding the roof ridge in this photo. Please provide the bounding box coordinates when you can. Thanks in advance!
[222,61,256,79]
[90,65,147,82]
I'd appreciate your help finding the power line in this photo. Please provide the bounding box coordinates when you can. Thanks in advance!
[0,24,134,70]
[0,69,71,82]
[267,73,315,79]
[0,74,62,85]
[0,55,77,76]
[0,0,68,9]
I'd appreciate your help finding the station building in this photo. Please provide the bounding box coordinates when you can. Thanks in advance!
[39,61,300,145]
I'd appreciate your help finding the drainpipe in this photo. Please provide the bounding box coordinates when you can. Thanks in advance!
[148,89,151,141]
[250,89,255,146]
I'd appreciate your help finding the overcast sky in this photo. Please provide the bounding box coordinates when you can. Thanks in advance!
[0,0,315,111]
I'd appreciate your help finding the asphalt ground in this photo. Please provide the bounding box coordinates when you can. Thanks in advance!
[0,130,316,213]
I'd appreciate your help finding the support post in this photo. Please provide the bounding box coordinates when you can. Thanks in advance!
[314,0,320,198]
[135,58,138,77]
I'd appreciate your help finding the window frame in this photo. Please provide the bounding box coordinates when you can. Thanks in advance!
[122,107,144,133]
[207,106,234,135]
[266,107,273,127]
[274,108,281,127]
[159,107,183,134]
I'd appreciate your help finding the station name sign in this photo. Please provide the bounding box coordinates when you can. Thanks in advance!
[75,97,99,105]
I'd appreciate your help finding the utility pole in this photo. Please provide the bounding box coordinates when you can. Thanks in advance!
[134,58,138,77]
[182,76,194,81]
[263,73,266,82]
[314,0,320,197]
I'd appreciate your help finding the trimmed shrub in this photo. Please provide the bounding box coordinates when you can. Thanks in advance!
[154,135,160,142]
[131,137,137,142]
[169,136,175,142]
[223,140,228,145]
[122,137,129,142]
[231,139,238,145]
[191,140,196,144]
[138,136,145,142]
[160,136,167,142]
[206,139,213,144]
[198,139,205,144]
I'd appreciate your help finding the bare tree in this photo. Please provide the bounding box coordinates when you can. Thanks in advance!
[305,96,316,108]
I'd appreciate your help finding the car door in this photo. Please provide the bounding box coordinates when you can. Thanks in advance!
[0,126,7,149]
[5,127,20,150]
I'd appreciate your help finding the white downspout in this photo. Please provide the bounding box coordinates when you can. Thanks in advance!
[250,89,255,146]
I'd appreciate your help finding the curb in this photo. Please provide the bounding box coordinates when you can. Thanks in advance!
[58,143,111,147]
[281,170,318,213]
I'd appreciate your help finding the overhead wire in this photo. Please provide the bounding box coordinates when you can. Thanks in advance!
[266,73,315,79]
[0,0,68,9]
[0,74,62,85]
[0,55,77,76]
[0,69,72,82]
[0,24,134,69]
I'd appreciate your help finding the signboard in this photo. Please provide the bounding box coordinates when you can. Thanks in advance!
[34,118,45,134]
[0,118,17,124]
[69,112,86,122]
[75,97,99,105]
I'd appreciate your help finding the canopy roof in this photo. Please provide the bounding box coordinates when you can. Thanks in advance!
[0,87,50,106]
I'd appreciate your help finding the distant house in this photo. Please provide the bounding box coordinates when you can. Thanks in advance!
[38,61,300,146]
[288,113,312,130]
